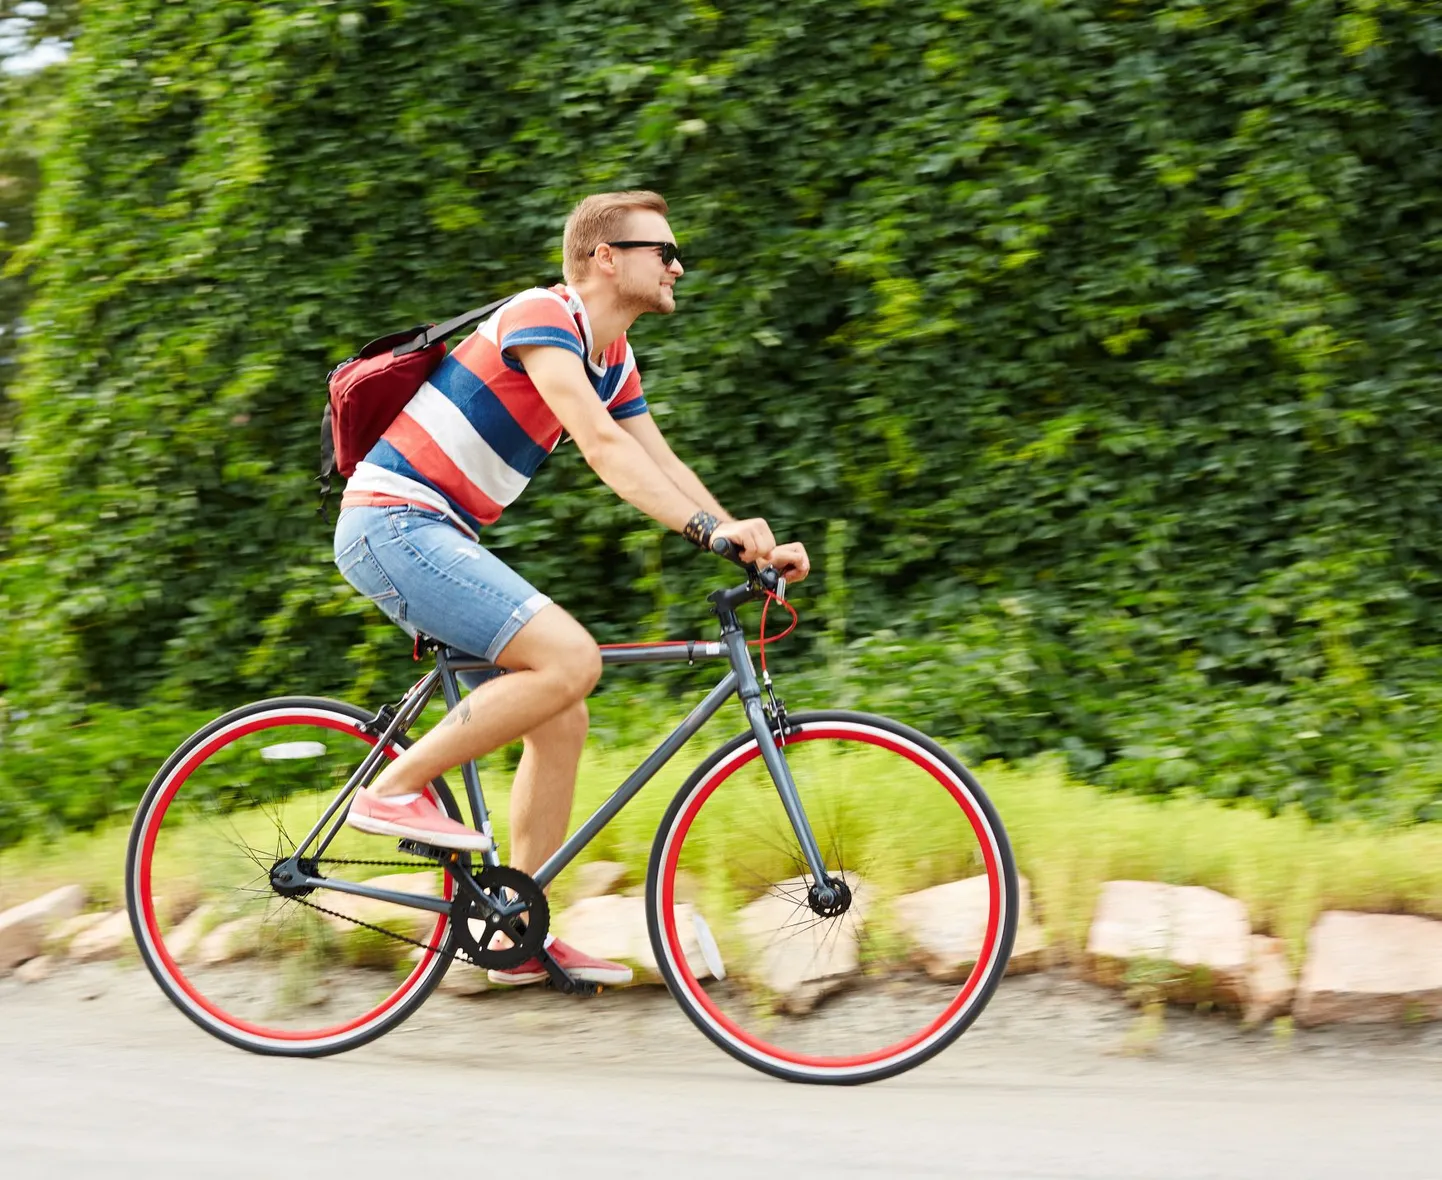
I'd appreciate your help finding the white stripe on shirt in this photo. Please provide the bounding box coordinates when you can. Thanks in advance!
[405,382,532,507]
[344,463,481,538]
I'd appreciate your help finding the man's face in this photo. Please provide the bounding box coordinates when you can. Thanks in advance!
[608,211,684,315]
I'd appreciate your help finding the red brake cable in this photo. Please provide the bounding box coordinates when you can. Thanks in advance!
[751,589,799,675]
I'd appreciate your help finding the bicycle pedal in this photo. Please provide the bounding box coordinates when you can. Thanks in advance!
[549,980,603,998]
[396,838,452,861]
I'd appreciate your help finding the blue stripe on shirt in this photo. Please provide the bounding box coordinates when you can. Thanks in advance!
[366,439,484,535]
[499,326,585,373]
[610,397,650,420]
[428,355,552,477]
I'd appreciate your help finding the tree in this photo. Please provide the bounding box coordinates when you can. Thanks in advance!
[3,1,1442,841]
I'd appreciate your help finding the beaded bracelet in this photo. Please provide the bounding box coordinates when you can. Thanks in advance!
[682,509,720,550]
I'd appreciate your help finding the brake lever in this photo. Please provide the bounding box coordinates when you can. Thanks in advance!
[709,535,755,575]
[710,535,785,597]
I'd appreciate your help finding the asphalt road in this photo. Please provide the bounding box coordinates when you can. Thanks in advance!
[3,965,1440,1180]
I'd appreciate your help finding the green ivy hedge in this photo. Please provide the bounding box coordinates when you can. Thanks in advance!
[2,0,1441,842]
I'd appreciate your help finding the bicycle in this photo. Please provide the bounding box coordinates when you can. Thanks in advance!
[125,541,1019,1084]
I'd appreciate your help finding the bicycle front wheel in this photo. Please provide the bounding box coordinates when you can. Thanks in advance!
[126,696,461,1057]
[646,710,1018,1084]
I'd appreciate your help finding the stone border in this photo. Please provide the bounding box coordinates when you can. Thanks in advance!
[5,869,1441,1029]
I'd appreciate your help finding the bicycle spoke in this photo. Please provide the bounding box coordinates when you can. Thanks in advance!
[129,703,460,1054]
[651,714,1017,1082]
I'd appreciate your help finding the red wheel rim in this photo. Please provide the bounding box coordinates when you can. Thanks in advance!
[135,709,454,1045]
[657,724,1004,1072]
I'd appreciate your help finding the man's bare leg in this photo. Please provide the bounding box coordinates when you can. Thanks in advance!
[366,604,600,800]
[508,699,588,878]
[354,604,629,982]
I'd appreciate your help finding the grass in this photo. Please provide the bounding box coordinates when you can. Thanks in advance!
[4,743,1442,972]
[997,756,1442,965]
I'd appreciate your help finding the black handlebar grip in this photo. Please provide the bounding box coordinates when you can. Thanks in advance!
[710,535,782,593]
[710,535,744,562]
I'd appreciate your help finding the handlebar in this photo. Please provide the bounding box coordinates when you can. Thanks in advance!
[710,535,785,598]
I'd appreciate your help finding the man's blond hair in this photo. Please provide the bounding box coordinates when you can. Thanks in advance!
[562,190,670,284]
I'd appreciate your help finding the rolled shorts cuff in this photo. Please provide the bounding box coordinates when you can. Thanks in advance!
[486,592,553,662]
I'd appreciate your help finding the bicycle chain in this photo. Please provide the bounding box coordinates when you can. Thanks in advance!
[286,856,482,967]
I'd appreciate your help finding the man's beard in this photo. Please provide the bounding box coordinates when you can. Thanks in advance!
[619,273,675,316]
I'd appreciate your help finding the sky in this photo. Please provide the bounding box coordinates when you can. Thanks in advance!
[0,7,68,76]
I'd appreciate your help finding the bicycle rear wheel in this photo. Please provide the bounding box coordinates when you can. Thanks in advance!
[126,696,460,1056]
[646,710,1018,1084]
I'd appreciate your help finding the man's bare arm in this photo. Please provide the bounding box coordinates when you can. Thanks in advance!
[619,404,810,583]
[513,346,774,559]
[617,410,731,522]
[513,345,696,531]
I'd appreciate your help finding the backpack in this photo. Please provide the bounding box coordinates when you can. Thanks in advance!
[317,296,513,515]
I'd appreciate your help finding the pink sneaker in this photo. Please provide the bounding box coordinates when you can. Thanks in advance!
[345,790,491,852]
[487,938,633,987]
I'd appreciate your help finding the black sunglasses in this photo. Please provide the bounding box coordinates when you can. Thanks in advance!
[589,240,683,267]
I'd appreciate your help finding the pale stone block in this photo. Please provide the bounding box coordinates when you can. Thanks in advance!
[1243,935,1296,1026]
[554,894,718,985]
[48,911,107,951]
[197,917,262,966]
[897,874,1048,981]
[567,860,627,903]
[15,955,53,984]
[165,903,217,964]
[69,911,134,963]
[1086,880,1251,1006]
[1294,911,1442,1026]
[0,885,87,972]
[738,873,870,1014]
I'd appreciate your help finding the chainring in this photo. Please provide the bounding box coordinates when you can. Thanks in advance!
[447,864,549,969]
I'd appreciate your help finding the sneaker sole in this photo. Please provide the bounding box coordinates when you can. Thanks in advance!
[487,965,634,986]
[346,812,492,852]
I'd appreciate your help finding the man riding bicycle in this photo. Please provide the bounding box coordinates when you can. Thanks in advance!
[333,190,810,986]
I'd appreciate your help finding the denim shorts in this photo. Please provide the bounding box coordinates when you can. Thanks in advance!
[333,505,552,671]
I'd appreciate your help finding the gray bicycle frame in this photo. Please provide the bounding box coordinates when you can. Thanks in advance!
[283,594,833,916]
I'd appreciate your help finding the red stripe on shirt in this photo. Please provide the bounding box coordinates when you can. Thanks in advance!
[610,366,644,413]
[450,335,567,450]
[496,296,580,343]
[384,411,505,526]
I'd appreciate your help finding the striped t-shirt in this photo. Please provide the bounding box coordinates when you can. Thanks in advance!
[341,284,648,537]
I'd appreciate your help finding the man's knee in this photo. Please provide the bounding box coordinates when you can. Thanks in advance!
[540,642,601,703]
[499,605,602,700]
[565,646,603,699]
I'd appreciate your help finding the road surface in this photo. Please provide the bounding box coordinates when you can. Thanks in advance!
[2,965,1440,1179]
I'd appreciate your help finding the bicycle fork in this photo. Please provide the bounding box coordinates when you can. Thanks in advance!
[719,629,843,912]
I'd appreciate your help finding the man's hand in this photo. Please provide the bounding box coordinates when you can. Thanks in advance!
[711,519,811,584]
[711,518,776,563]
[767,542,811,584]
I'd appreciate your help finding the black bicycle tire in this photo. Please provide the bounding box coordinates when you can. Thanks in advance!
[125,695,462,1058]
[644,708,1020,1085]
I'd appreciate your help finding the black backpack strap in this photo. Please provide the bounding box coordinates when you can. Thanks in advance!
[392,295,514,357]
[316,401,337,521]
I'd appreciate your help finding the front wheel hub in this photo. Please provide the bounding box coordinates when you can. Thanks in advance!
[807,877,851,917]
